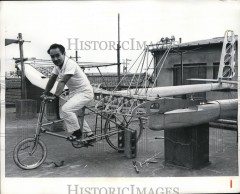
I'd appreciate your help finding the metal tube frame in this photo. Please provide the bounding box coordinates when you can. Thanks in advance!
[32,99,130,147]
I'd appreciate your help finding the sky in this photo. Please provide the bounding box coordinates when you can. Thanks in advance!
[1,0,240,73]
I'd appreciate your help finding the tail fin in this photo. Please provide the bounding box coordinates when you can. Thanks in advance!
[217,30,237,80]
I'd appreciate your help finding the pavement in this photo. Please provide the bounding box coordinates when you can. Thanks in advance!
[4,107,239,177]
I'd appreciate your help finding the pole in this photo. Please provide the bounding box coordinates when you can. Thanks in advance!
[75,50,78,62]
[181,51,183,85]
[18,33,27,99]
[122,59,125,73]
[125,58,131,73]
[117,13,121,89]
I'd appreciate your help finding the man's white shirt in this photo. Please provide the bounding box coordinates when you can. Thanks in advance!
[52,56,93,96]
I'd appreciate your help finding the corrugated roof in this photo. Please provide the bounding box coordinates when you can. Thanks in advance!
[178,35,238,47]
[87,74,146,88]
[150,35,238,51]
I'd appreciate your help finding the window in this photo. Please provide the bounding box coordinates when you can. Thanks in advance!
[173,63,207,85]
[173,63,207,100]
[213,62,219,79]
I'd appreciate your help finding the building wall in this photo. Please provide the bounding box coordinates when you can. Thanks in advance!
[152,44,238,101]
[5,78,44,111]
[5,88,21,106]
[5,78,21,107]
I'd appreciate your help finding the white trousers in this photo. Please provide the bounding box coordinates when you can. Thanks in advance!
[60,92,93,134]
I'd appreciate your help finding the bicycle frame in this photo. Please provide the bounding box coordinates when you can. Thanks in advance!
[13,96,144,170]
[29,95,143,151]
[30,97,66,153]
[33,97,127,146]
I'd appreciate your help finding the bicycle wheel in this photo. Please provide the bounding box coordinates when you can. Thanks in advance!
[104,114,144,151]
[13,137,47,170]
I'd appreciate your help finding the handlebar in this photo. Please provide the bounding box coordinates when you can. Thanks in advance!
[41,89,69,103]
[42,96,56,102]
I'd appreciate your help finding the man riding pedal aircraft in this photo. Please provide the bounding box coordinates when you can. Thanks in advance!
[41,43,95,143]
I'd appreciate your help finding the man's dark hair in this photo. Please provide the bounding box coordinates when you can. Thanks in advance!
[47,44,65,54]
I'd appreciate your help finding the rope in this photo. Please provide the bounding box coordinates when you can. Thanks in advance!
[137,54,154,95]
[95,42,172,114]
[134,48,148,94]
[126,48,147,95]
[112,49,146,93]
[148,45,172,97]
[100,48,151,112]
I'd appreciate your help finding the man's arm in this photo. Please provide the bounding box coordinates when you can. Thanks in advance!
[43,73,58,95]
[54,74,72,96]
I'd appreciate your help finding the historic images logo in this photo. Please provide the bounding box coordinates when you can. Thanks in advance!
[67,184,180,194]
[67,38,152,51]
[67,36,176,51]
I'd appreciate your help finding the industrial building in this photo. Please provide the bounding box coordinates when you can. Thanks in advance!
[150,36,238,101]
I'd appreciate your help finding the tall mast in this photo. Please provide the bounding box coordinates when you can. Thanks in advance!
[117,13,121,89]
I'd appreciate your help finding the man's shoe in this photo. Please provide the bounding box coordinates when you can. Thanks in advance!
[72,129,82,139]
[86,134,96,144]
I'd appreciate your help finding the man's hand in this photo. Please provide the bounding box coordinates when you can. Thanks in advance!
[40,91,51,99]
[40,93,56,102]
[53,94,59,98]
[40,93,47,99]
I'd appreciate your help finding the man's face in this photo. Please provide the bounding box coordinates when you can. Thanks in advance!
[49,48,65,67]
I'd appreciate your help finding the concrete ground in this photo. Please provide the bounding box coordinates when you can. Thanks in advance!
[4,107,239,177]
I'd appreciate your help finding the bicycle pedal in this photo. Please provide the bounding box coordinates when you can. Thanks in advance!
[67,136,76,141]
[67,136,82,142]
